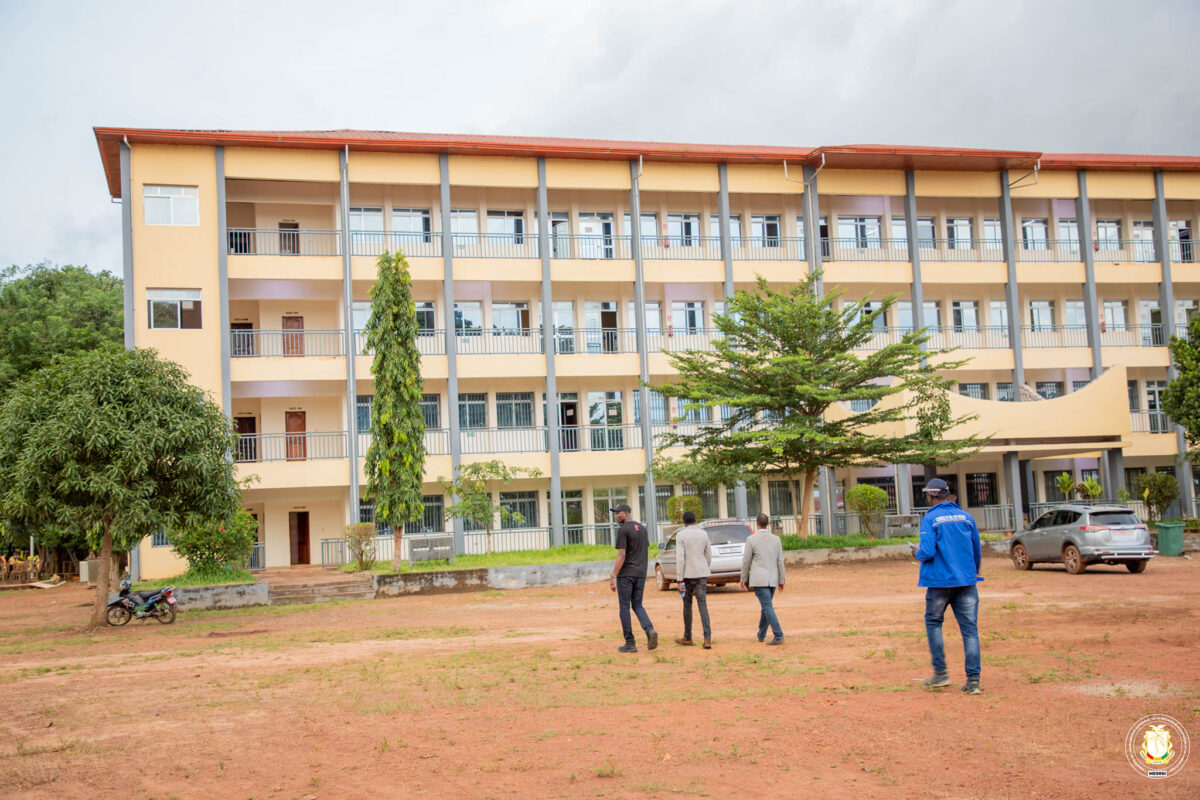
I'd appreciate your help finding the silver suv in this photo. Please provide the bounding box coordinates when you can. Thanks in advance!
[654,518,753,591]
[1009,504,1156,574]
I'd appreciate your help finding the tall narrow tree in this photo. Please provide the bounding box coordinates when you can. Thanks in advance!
[1163,314,1200,465]
[364,251,427,571]
[651,272,988,532]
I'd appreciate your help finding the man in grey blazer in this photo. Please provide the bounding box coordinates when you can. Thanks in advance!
[740,513,786,644]
[674,510,713,649]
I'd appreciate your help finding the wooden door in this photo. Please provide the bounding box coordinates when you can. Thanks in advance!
[282,316,304,356]
[231,322,254,357]
[285,411,306,461]
[234,416,257,462]
[289,511,310,564]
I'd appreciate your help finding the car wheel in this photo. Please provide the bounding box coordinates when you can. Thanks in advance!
[1125,559,1149,574]
[1010,543,1032,571]
[1063,544,1086,575]
[655,565,671,592]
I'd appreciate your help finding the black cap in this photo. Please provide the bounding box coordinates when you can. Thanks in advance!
[611,503,632,513]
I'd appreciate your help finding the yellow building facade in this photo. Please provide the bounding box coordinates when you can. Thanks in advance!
[94,129,1197,579]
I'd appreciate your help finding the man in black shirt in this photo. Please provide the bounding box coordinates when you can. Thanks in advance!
[609,503,658,653]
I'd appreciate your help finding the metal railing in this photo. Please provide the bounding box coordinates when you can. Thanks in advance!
[449,233,539,259]
[350,231,441,258]
[1170,241,1197,263]
[918,239,1006,262]
[546,234,633,261]
[455,329,544,355]
[459,427,548,454]
[1100,324,1164,348]
[639,236,723,261]
[852,327,1011,351]
[560,424,644,453]
[1130,411,1173,434]
[233,431,348,463]
[910,504,1017,533]
[731,237,805,260]
[358,429,451,457]
[1021,325,1090,348]
[248,542,266,572]
[230,329,344,357]
[823,238,911,262]
[1012,239,1082,263]
[1092,239,1158,263]
[769,514,826,537]
[648,328,724,353]
[552,328,639,355]
[463,527,552,554]
[564,523,620,546]
[354,329,446,356]
[227,228,341,257]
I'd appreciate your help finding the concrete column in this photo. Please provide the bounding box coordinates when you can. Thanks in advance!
[999,171,1026,393]
[1108,449,1126,496]
[819,466,835,536]
[1099,452,1113,502]
[1021,460,1035,510]
[216,146,231,418]
[630,160,657,539]
[339,149,360,525]
[120,141,134,348]
[537,158,564,547]
[801,165,823,291]
[1075,171,1104,380]
[440,154,464,552]
[895,464,912,515]
[904,171,926,337]
[1153,170,1195,513]
[718,163,748,519]
[1003,452,1024,528]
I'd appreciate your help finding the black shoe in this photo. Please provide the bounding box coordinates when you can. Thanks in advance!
[962,678,982,695]
[647,629,659,651]
[766,637,784,646]
[617,643,637,653]
[922,671,951,688]
[757,634,765,643]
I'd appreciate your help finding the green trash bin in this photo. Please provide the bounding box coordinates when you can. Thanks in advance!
[1155,521,1185,557]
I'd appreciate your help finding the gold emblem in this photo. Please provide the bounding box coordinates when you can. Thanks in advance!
[1140,724,1175,765]
[1127,715,1189,779]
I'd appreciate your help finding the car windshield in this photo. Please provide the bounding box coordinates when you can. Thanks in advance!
[706,525,752,545]
[1089,510,1141,526]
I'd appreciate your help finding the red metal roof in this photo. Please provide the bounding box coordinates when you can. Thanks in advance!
[93,127,1200,198]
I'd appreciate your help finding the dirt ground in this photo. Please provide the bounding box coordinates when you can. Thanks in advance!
[1,554,1198,799]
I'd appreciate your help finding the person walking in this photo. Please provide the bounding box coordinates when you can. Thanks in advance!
[609,503,658,653]
[739,513,786,644]
[673,510,712,649]
[910,478,983,694]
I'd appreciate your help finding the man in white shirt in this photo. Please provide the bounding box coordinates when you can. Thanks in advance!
[674,510,713,649]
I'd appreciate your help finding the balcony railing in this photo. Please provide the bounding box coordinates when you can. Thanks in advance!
[356,424,643,456]
[227,228,341,257]
[350,231,441,258]
[234,431,348,462]
[1092,239,1158,263]
[823,238,911,262]
[231,329,344,357]
[1021,325,1090,348]
[357,429,451,457]
[564,523,620,546]
[1130,410,1173,434]
[354,329,446,357]
[1013,239,1083,263]
[639,235,723,260]
[1099,324,1164,347]
[918,239,1005,263]
[455,329,544,355]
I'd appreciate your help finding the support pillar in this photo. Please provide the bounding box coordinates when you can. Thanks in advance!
[1076,171,1104,380]
[440,154,464,552]
[999,171,1026,393]
[631,159,657,540]
[904,171,926,337]
[895,464,912,515]
[339,148,360,525]
[1004,452,1024,529]
[718,163,748,520]
[537,158,563,546]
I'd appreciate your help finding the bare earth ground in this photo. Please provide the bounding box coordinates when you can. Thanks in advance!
[1,556,1198,799]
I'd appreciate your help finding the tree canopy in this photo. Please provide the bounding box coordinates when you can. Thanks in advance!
[650,272,987,529]
[441,460,542,553]
[1162,314,1200,465]
[0,263,123,397]
[0,347,242,627]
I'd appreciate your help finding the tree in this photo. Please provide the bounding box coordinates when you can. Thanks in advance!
[1055,472,1078,501]
[169,508,258,577]
[441,460,543,553]
[1077,476,1104,501]
[650,272,987,534]
[666,495,703,525]
[0,347,241,628]
[363,252,427,571]
[1162,314,1200,465]
[1134,472,1178,522]
[845,484,889,537]
[0,263,123,397]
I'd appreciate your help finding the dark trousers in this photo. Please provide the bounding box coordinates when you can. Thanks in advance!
[617,576,653,645]
[682,577,711,640]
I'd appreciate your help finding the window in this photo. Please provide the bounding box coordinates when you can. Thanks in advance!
[623,213,658,246]
[848,398,877,412]
[593,488,629,529]
[1072,380,1090,393]
[492,302,530,333]
[1103,300,1128,330]
[1043,472,1069,503]
[420,393,440,428]
[724,485,762,518]
[946,218,974,249]
[667,214,701,246]
[1095,219,1122,249]
[629,301,663,334]
[1124,467,1146,489]
[147,289,202,329]
[1079,468,1100,484]
[1022,219,1048,249]
[356,395,373,430]
[711,214,742,243]
[577,212,615,259]
[1029,300,1055,331]
[454,301,483,335]
[1128,379,1139,410]
[671,301,705,333]
[496,392,534,428]
[143,185,199,226]
[1057,219,1079,252]
[499,491,539,529]
[852,300,887,331]
[1064,300,1086,330]
[681,484,719,520]
[983,219,1001,247]
[415,302,436,334]
[952,301,979,332]
[633,389,669,424]
[989,300,1009,329]
[639,484,675,524]
[1036,381,1064,399]
[350,207,383,232]
[767,479,800,517]
[1176,300,1198,328]
[997,382,1015,402]
[923,301,941,332]
[964,473,997,507]
[837,216,882,248]
[750,215,781,247]
[890,217,908,244]
[486,210,525,243]
[361,496,444,535]
[535,211,570,257]
[959,383,988,400]
[151,527,170,547]
[450,209,478,242]
[393,208,432,243]
[458,393,487,429]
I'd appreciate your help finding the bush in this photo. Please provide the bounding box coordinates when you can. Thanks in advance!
[169,508,258,572]
[666,495,703,524]
[845,484,889,537]
[345,522,378,571]
[1134,472,1179,522]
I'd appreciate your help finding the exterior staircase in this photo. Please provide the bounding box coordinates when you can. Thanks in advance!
[267,576,375,605]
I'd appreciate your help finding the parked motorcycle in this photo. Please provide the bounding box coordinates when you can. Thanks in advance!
[106,577,178,626]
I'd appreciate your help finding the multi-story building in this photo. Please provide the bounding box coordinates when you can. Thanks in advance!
[93,128,1198,579]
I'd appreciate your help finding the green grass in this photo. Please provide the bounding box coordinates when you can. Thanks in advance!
[133,566,256,590]
[339,542,659,575]
[780,532,1006,551]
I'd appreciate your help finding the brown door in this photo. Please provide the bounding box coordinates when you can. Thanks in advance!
[231,322,254,357]
[285,411,306,461]
[234,416,257,462]
[279,222,300,255]
[282,316,304,356]
[289,511,310,564]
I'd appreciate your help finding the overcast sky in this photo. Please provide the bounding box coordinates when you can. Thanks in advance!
[2,0,1198,273]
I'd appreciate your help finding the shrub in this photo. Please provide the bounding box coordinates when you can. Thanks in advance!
[1077,476,1103,501]
[169,508,258,572]
[1134,472,1179,522]
[1055,472,1077,501]
[666,495,704,524]
[845,484,889,537]
[345,522,378,571]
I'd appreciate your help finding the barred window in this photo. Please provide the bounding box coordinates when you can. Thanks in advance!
[151,528,170,547]
[420,394,440,428]
[500,491,539,529]
[496,392,534,428]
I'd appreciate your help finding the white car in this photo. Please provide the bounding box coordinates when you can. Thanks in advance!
[654,518,754,591]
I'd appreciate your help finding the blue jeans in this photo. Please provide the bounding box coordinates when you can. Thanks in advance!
[754,586,783,641]
[924,585,980,678]
[617,576,654,645]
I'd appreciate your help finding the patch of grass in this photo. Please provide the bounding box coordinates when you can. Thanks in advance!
[133,567,256,590]
[595,757,621,778]
[340,542,658,574]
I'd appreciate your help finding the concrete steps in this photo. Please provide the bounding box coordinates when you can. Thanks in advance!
[267,577,375,605]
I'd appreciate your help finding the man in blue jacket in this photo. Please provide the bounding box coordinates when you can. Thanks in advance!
[910,478,983,694]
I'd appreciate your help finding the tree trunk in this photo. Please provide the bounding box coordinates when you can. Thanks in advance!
[788,479,801,536]
[799,467,819,538]
[393,521,404,573]
[87,527,114,630]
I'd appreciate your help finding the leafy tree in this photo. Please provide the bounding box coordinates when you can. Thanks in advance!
[1163,314,1200,464]
[1055,472,1078,501]
[1134,472,1178,522]
[363,252,427,570]
[0,263,123,397]
[1077,476,1104,501]
[169,508,258,575]
[650,272,987,534]
[0,347,241,628]
[666,495,703,525]
[441,460,542,553]
[845,484,889,537]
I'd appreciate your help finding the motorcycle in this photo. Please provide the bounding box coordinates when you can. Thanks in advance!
[106,577,178,626]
